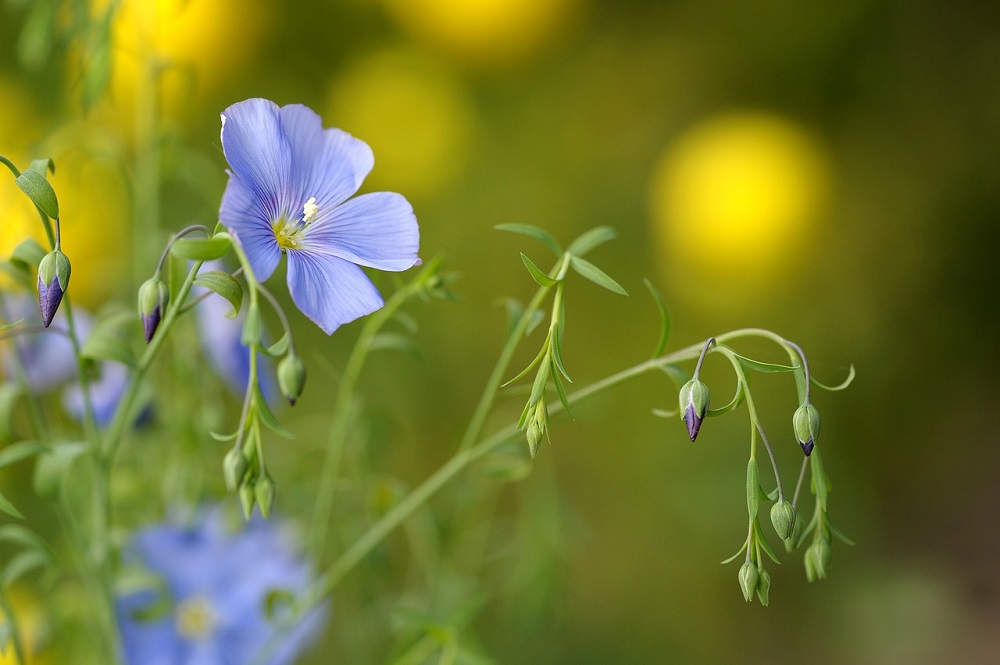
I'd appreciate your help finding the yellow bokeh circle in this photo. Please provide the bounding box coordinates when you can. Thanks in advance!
[650,113,830,280]
[381,0,575,66]
[325,48,475,199]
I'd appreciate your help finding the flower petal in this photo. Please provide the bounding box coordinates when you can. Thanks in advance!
[219,175,282,281]
[220,98,291,222]
[279,104,374,209]
[286,251,384,334]
[302,192,420,271]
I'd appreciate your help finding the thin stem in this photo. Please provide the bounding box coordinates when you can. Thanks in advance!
[693,337,716,377]
[255,282,293,352]
[153,224,212,276]
[791,456,809,507]
[783,339,812,403]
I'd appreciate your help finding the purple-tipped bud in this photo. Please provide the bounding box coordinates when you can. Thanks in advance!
[137,277,170,343]
[679,378,710,441]
[37,250,71,327]
[793,403,821,456]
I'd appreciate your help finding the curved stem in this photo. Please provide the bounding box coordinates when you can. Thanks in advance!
[153,224,212,276]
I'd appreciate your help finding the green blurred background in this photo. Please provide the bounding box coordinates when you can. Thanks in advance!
[2,0,999,663]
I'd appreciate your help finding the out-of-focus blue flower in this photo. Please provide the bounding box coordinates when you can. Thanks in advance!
[63,360,131,426]
[219,98,420,335]
[117,507,326,665]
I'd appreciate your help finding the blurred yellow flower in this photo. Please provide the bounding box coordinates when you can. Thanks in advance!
[381,0,576,66]
[0,588,47,665]
[325,48,475,198]
[649,113,830,285]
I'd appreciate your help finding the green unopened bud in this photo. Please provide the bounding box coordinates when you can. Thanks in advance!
[679,379,710,441]
[276,353,307,406]
[756,568,771,607]
[223,447,249,491]
[793,403,821,456]
[770,500,796,540]
[804,539,832,582]
[137,277,170,343]
[239,480,256,519]
[738,561,759,602]
[37,250,71,327]
[255,474,275,519]
[525,397,548,459]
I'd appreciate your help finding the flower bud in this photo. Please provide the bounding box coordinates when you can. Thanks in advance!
[738,561,759,602]
[239,481,256,519]
[37,249,71,327]
[137,277,170,343]
[276,353,307,406]
[770,500,796,540]
[804,539,831,582]
[525,397,547,459]
[793,403,821,456]
[223,447,249,491]
[678,378,710,441]
[756,567,771,607]
[255,474,275,519]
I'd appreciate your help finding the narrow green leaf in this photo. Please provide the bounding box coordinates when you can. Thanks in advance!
[170,236,231,261]
[167,252,188,303]
[810,453,828,508]
[551,361,573,417]
[0,441,46,470]
[193,271,243,318]
[0,525,48,553]
[27,158,55,176]
[15,169,58,219]
[569,256,627,295]
[527,362,551,409]
[0,492,23,519]
[826,514,855,546]
[253,391,292,439]
[10,238,47,271]
[811,364,856,392]
[794,511,819,548]
[391,310,419,335]
[495,223,562,256]
[754,520,781,564]
[707,380,743,417]
[746,458,760,518]
[502,344,547,387]
[500,298,524,343]
[209,430,239,443]
[520,253,558,287]
[550,327,571,382]
[721,537,751,564]
[262,333,290,358]
[2,549,50,585]
[566,226,616,257]
[733,354,798,374]
[643,278,671,359]
[651,407,679,419]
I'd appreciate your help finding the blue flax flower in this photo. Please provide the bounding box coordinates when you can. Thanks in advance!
[117,507,326,665]
[219,98,420,334]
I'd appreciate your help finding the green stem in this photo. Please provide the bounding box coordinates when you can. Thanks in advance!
[307,278,425,560]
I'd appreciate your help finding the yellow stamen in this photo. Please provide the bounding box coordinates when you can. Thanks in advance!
[175,595,216,641]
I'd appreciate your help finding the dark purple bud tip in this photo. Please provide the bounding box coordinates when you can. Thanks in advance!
[800,438,814,456]
[38,277,64,328]
[683,404,704,442]
[142,309,162,344]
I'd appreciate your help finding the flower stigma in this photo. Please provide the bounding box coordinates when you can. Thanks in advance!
[175,594,218,641]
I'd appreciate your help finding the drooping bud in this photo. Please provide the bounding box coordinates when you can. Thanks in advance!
[137,277,170,343]
[738,561,759,602]
[793,403,821,456]
[239,480,256,519]
[770,500,796,540]
[37,250,71,327]
[756,568,771,607]
[804,539,831,582]
[255,473,275,519]
[223,447,249,491]
[525,397,548,459]
[678,378,710,441]
[276,353,307,406]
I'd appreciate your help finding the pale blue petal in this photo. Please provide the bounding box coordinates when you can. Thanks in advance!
[279,104,374,210]
[220,99,291,222]
[219,175,282,282]
[302,192,420,271]
[286,251,384,335]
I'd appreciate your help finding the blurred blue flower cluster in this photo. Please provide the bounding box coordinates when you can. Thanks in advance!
[116,507,326,665]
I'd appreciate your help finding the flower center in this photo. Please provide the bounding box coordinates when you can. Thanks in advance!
[175,594,217,641]
[273,197,319,251]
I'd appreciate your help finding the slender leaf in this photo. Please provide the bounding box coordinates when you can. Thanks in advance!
[494,223,562,256]
[707,380,743,417]
[550,327,571,382]
[754,520,781,564]
[826,514,855,546]
[811,364,856,392]
[262,333,290,358]
[643,278,671,359]
[733,353,798,374]
[550,361,573,417]
[193,271,243,318]
[170,236,231,261]
[721,537,750,564]
[651,407,679,419]
[27,158,55,176]
[569,256,627,295]
[370,332,421,359]
[253,391,292,439]
[10,238,47,270]
[15,169,58,219]
[209,430,239,443]
[0,492,22,519]
[0,525,49,553]
[566,226,615,258]
[0,441,46,470]
[520,253,557,287]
